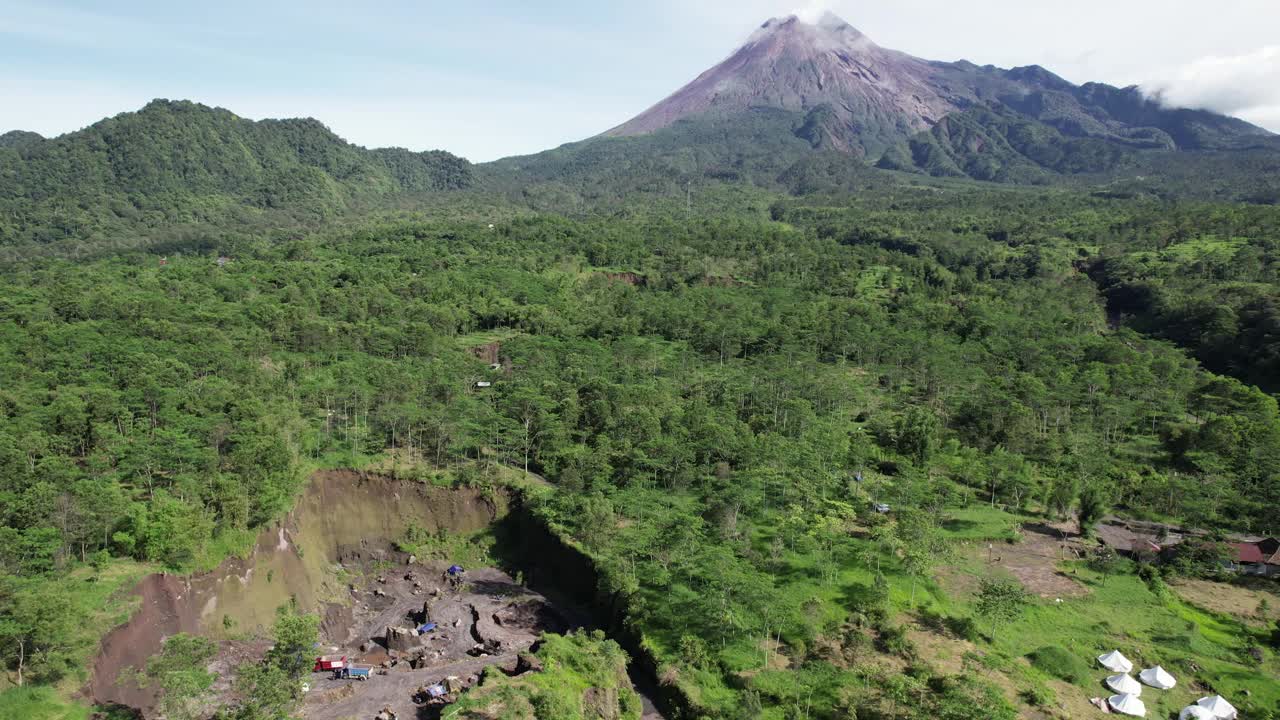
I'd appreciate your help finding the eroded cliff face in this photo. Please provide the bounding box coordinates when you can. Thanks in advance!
[87,470,504,712]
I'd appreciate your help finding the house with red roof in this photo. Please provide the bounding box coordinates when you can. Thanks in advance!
[1232,538,1280,577]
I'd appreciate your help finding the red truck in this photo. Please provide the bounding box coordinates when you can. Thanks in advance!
[313,655,346,672]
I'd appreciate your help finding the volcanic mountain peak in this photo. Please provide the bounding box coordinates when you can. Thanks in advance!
[750,11,869,43]
[605,12,1276,167]
[742,12,883,65]
[605,11,953,155]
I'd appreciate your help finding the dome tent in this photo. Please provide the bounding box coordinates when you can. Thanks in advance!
[1180,706,1216,720]
[1107,674,1143,696]
[1098,650,1134,673]
[1109,693,1147,718]
[1196,696,1238,720]
[1139,666,1176,690]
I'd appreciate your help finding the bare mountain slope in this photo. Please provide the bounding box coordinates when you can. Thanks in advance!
[606,13,983,157]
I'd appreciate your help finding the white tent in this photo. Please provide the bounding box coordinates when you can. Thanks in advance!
[1180,707,1216,720]
[1107,674,1143,696]
[1098,650,1134,673]
[1139,666,1176,690]
[1109,693,1147,718]
[1196,696,1238,720]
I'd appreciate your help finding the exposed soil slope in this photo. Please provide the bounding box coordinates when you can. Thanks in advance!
[87,471,503,712]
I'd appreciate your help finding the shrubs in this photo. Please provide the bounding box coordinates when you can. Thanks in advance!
[1027,645,1092,685]
[1021,684,1057,708]
[917,607,981,642]
[946,615,982,642]
[876,624,918,659]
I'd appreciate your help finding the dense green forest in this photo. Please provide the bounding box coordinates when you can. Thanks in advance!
[2,174,1280,718]
[5,98,1278,266]
[0,101,473,250]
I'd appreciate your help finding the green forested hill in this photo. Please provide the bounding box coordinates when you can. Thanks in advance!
[876,101,1280,196]
[0,100,472,249]
[3,97,1277,261]
[486,105,1280,209]
[0,131,44,150]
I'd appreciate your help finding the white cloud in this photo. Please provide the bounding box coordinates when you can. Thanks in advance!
[792,1,833,24]
[1238,106,1280,134]
[1145,45,1280,127]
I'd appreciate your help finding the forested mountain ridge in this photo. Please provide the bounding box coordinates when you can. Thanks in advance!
[0,100,473,248]
[0,131,44,150]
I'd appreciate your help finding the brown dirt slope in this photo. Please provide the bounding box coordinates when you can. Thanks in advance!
[87,471,505,712]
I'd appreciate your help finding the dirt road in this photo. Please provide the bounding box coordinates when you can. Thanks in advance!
[304,653,518,720]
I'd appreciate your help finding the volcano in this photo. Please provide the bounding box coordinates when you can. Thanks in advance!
[606,12,1273,162]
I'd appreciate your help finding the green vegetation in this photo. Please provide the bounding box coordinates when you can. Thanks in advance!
[144,634,218,720]
[448,631,642,720]
[974,579,1032,640]
[0,560,149,697]
[398,524,497,569]
[0,686,90,720]
[1089,210,1280,392]
[220,606,319,720]
[0,100,472,252]
[1,100,1279,719]
[1027,645,1091,684]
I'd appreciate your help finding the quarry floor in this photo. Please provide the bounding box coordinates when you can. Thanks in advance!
[300,559,561,720]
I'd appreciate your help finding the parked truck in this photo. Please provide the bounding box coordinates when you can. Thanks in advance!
[313,655,346,673]
[330,665,372,681]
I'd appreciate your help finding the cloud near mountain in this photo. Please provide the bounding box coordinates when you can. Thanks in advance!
[1146,45,1280,132]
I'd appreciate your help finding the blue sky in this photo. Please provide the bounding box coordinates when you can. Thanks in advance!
[2,0,1278,161]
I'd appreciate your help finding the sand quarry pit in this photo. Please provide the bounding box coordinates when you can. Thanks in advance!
[303,563,568,720]
[86,470,581,720]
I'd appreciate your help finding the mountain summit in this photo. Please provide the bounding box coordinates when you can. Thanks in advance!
[606,13,1274,165]
[607,12,968,156]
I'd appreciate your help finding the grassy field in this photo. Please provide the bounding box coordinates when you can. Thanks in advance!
[639,499,1279,719]
[930,511,1279,718]
[0,687,90,720]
